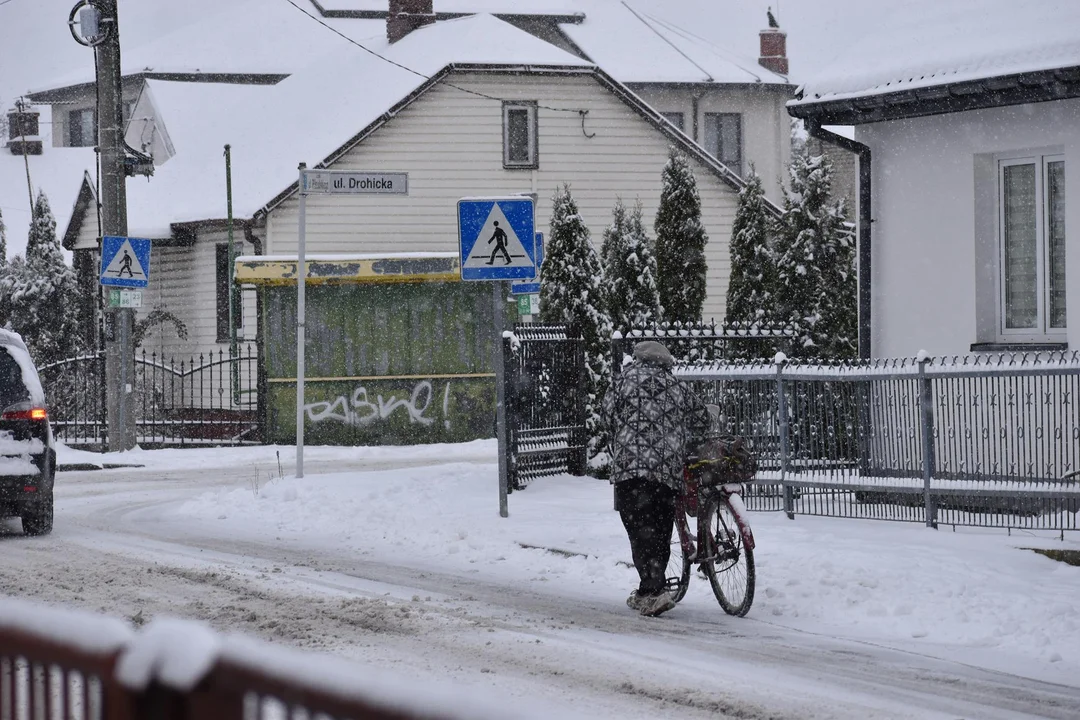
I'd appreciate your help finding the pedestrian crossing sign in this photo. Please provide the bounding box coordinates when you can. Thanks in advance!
[100,235,152,288]
[457,197,536,281]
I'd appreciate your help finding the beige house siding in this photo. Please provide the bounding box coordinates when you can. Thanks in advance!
[629,84,794,206]
[265,72,740,322]
[139,228,256,359]
[72,201,100,251]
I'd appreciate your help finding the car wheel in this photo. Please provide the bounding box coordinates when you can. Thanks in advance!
[22,495,53,536]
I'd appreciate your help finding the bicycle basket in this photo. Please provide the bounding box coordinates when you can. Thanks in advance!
[688,434,757,486]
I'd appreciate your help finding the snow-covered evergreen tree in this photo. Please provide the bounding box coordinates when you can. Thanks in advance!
[601,198,661,335]
[655,148,708,324]
[0,207,7,266]
[725,165,776,329]
[774,148,856,359]
[0,190,85,364]
[0,208,8,328]
[539,184,613,468]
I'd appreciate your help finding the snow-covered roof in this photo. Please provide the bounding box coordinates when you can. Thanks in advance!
[29,0,784,97]
[120,13,590,235]
[30,0,383,91]
[792,0,1080,106]
[561,2,788,85]
[318,0,585,13]
[0,144,96,261]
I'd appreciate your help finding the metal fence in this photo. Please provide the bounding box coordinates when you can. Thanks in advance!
[679,352,1080,532]
[503,325,587,491]
[37,345,262,450]
[612,320,797,367]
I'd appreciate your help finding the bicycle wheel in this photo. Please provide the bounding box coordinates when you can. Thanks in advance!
[666,523,692,603]
[703,495,755,616]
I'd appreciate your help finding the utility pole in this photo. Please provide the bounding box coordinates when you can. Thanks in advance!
[91,0,135,450]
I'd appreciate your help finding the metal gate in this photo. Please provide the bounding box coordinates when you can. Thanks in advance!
[37,346,262,450]
[502,325,587,491]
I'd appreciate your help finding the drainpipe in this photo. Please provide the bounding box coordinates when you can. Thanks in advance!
[807,120,872,359]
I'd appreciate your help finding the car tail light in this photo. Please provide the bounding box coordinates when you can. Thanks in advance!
[1,407,47,421]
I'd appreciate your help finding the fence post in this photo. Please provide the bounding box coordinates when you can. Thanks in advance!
[918,355,937,529]
[776,355,794,519]
[610,331,625,378]
[502,333,516,495]
[569,329,588,477]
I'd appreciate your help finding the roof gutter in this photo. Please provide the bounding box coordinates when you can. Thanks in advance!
[807,120,872,359]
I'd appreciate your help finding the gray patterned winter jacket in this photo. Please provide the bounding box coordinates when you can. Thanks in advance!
[603,350,710,491]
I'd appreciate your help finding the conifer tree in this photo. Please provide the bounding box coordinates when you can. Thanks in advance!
[0,207,7,267]
[601,198,661,335]
[774,148,856,359]
[539,184,613,467]
[0,190,84,364]
[725,166,776,329]
[655,148,708,325]
[0,208,8,328]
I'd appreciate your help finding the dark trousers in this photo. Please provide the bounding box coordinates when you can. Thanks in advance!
[615,477,677,596]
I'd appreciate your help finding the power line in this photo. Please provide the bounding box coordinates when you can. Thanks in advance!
[0,0,18,8]
[280,0,584,115]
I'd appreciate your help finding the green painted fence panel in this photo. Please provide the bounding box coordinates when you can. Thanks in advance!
[263,282,502,445]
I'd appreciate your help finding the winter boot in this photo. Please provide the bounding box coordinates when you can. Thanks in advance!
[638,591,676,617]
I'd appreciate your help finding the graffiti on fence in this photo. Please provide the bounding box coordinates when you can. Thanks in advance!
[304,381,452,429]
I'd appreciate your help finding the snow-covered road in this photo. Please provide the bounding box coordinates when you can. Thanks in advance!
[3,445,1080,719]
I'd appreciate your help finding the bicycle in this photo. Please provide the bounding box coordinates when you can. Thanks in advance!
[665,438,758,617]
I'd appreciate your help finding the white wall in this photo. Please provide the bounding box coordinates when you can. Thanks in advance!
[630,84,793,205]
[139,228,256,359]
[265,72,741,323]
[857,99,1080,358]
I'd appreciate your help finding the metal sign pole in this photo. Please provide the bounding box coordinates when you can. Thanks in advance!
[493,280,509,518]
[296,163,307,479]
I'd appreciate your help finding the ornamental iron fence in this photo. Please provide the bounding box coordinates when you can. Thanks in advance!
[37,345,262,451]
[612,320,797,368]
[502,325,587,492]
[678,351,1080,532]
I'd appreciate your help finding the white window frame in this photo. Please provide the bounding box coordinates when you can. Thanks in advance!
[502,101,538,169]
[996,152,1066,342]
[703,112,742,174]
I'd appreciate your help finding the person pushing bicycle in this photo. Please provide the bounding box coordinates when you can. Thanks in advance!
[603,340,710,617]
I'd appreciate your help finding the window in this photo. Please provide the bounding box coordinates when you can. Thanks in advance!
[660,112,685,132]
[703,113,742,173]
[68,108,96,147]
[503,101,537,168]
[998,155,1066,338]
[216,244,243,343]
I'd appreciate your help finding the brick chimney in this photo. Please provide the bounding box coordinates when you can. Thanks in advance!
[387,0,435,43]
[6,100,43,156]
[759,14,788,76]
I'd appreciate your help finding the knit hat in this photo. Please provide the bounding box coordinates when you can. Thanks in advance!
[633,340,675,368]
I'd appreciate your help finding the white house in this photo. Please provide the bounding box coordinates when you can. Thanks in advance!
[34,1,793,359]
[788,2,1078,358]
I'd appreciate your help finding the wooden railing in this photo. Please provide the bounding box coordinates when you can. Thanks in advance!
[0,599,497,720]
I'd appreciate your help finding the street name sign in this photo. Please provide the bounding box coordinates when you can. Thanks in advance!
[300,169,408,195]
[457,197,537,281]
[100,235,151,288]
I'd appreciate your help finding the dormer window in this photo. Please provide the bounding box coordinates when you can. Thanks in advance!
[503,101,538,169]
